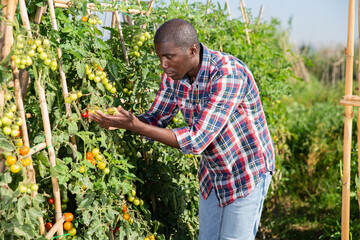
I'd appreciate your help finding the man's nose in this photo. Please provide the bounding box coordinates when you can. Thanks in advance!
[160,57,169,69]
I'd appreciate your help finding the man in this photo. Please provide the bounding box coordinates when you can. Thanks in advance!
[89,18,274,240]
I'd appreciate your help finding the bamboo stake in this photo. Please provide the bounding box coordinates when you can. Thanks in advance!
[206,0,211,14]
[44,216,65,239]
[0,0,8,174]
[114,11,130,65]
[239,0,251,45]
[34,6,47,25]
[2,0,17,62]
[36,70,63,236]
[256,5,264,28]
[225,0,231,21]
[0,0,7,61]
[46,0,77,159]
[102,11,110,40]
[342,0,355,239]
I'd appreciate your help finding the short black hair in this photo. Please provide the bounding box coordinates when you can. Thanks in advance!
[154,18,200,49]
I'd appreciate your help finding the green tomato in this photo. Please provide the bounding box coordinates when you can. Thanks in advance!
[110,87,116,94]
[88,73,95,80]
[65,97,72,104]
[139,35,146,42]
[133,198,140,206]
[5,111,14,119]
[101,78,109,85]
[39,52,47,60]
[68,228,76,236]
[15,117,23,126]
[14,138,23,147]
[37,46,44,53]
[25,58,33,66]
[3,126,11,135]
[105,83,113,91]
[11,129,19,138]
[44,59,51,65]
[35,39,42,47]
[103,168,110,174]
[43,39,50,47]
[12,125,19,131]
[50,61,57,69]
[18,184,27,193]
[8,103,17,112]
[28,49,36,57]
[127,195,135,202]
[85,69,92,75]
[79,166,86,173]
[70,93,78,101]
[137,41,143,47]
[31,184,39,192]
[94,76,101,83]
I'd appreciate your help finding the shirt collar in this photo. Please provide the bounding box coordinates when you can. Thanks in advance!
[180,43,211,87]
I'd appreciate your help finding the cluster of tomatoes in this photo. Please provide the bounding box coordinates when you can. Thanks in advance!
[130,31,151,58]
[45,212,76,236]
[5,144,31,173]
[81,14,103,25]
[18,182,38,194]
[64,91,83,104]
[127,189,144,207]
[144,234,156,240]
[0,100,23,138]
[83,147,110,174]
[85,63,117,94]
[12,34,58,71]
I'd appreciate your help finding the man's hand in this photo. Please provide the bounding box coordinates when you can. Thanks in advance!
[88,105,180,149]
[88,106,138,131]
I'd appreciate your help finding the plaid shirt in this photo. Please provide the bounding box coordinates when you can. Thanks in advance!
[140,44,275,207]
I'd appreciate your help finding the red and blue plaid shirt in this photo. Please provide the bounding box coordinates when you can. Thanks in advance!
[140,44,275,207]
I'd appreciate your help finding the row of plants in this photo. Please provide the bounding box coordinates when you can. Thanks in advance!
[0,0,295,239]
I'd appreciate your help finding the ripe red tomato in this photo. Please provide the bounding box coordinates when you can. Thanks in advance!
[122,204,127,213]
[82,111,89,118]
[48,198,54,204]
[64,212,74,222]
[19,146,30,156]
[86,152,94,160]
[45,222,53,231]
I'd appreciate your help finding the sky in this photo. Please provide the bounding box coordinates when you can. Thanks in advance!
[161,0,356,48]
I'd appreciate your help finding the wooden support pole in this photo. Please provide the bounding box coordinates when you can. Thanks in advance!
[36,70,63,236]
[256,5,264,28]
[45,216,65,239]
[225,0,231,20]
[46,0,77,160]
[239,0,251,45]
[341,0,355,239]
[114,11,130,66]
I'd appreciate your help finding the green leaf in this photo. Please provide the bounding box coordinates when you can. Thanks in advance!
[76,61,86,79]
[0,172,12,185]
[68,120,78,136]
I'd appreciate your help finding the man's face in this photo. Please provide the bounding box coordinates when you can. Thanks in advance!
[155,41,195,80]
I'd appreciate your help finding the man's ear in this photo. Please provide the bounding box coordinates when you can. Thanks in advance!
[189,44,198,57]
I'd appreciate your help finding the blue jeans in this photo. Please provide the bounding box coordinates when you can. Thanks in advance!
[198,171,272,240]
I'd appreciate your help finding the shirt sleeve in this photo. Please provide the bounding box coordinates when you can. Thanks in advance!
[139,73,179,128]
[172,70,247,155]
